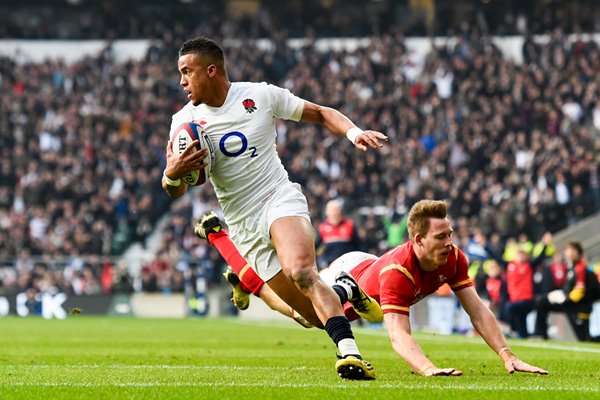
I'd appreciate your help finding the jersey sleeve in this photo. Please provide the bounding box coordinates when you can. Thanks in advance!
[568,262,588,303]
[574,263,587,288]
[169,106,191,140]
[168,117,178,141]
[378,266,415,316]
[449,247,474,292]
[265,83,304,122]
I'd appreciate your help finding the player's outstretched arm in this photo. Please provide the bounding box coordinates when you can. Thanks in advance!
[300,101,388,152]
[384,313,462,376]
[455,287,548,375]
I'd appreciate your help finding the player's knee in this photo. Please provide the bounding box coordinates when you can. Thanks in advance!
[280,253,316,287]
[289,265,319,291]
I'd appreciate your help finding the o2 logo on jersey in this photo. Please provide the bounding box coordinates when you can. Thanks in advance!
[219,132,258,158]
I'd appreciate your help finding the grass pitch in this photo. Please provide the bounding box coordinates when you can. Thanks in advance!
[0,317,598,399]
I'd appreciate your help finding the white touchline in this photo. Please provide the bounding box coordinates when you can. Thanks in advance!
[2,364,596,392]
[412,333,600,354]
[510,341,600,354]
[0,365,321,370]
[1,382,599,391]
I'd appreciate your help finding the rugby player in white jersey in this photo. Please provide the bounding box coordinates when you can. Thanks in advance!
[162,37,388,380]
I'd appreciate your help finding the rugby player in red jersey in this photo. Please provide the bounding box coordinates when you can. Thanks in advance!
[195,199,548,376]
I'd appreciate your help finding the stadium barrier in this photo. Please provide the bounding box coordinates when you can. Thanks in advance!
[0,291,184,319]
[3,34,600,66]
[1,288,598,339]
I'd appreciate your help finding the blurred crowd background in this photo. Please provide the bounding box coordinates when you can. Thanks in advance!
[0,0,599,336]
[1,0,600,39]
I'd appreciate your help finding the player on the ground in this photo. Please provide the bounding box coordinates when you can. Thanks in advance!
[162,37,387,380]
[196,200,549,376]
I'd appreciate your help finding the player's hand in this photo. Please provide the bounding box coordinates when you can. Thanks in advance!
[504,358,548,375]
[164,139,207,179]
[422,366,463,376]
[354,130,388,152]
[499,347,548,375]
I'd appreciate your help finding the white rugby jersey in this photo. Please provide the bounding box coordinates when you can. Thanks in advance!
[170,82,305,224]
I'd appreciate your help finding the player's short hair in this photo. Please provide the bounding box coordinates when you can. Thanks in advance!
[566,241,583,256]
[179,37,225,67]
[407,199,448,241]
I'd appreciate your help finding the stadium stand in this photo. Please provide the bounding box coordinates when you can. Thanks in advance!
[0,2,598,338]
[1,0,599,39]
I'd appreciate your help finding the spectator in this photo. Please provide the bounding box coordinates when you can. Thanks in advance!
[111,260,134,294]
[533,242,600,341]
[473,259,509,328]
[480,233,553,338]
[315,200,361,269]
[383,212,407,251]
[536,253,568,302]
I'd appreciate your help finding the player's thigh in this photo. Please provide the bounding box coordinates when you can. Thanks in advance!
[270,216,316,274]
[267,271,322,327]
[320,251,377,285]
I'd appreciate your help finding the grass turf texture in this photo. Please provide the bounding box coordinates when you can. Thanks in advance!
[0,317,598,400]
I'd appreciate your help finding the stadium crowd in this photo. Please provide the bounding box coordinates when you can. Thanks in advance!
[0,14,599,337]
[1,0,599,39]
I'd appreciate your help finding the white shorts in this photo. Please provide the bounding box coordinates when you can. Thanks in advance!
[319,251,379,285]
[228,181,311,281]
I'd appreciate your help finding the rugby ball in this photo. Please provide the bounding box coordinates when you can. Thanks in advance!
[171,122,215,186]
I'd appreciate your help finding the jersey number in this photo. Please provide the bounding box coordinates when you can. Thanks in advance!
[219,132,258,158]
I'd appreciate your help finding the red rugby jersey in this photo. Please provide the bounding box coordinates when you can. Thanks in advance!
[505,261,534,302]
[349,241,472,316]
[485,277,504,305]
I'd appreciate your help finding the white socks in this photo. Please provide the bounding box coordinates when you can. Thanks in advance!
[338,338,361,357]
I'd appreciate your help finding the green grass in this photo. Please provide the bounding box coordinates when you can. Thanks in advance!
[0,317,598,399]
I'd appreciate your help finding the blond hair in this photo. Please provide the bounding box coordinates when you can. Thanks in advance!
[407,200,448,242]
